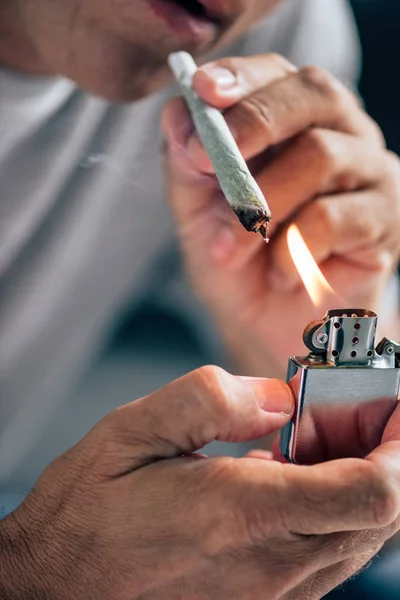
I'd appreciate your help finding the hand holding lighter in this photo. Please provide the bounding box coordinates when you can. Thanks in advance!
[280,309,400,464]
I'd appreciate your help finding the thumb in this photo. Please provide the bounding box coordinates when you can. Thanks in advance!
[102,366,294,472]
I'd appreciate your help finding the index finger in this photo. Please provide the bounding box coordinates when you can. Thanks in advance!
[188,65,384,171]
[282,399,397,465]
[238,444,400,536]
[225,67,383,158]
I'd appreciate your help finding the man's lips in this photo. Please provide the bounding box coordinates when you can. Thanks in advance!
[198,0,239,22]
[146,0,238,43]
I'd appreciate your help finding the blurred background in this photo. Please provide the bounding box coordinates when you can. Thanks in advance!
[350,0,400,155]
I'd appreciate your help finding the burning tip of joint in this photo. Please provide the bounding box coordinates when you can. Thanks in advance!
[252,215,271,241]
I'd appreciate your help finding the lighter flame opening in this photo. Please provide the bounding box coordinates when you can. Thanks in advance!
[287,225,335,307]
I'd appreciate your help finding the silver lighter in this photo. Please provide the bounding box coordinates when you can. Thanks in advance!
[280,309,400,464]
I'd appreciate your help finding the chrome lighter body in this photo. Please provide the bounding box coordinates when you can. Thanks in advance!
[280,309,400,464]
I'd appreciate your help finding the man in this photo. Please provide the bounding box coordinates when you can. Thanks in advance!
[1,0,400,598]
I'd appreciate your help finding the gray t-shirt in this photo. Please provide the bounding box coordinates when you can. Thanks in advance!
[0,0,361,492]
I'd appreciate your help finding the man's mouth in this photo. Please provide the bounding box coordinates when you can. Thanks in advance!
[147,0,227,45]
[170,0,222,24]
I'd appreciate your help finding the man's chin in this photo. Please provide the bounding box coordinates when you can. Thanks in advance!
[61,60,172,103]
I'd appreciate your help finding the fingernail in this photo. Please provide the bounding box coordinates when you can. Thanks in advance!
[260,380,294,415]
[200,65,237,90]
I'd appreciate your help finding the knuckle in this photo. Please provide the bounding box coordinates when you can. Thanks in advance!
[83,412,123,467]
[300,65,328,85]
[350,213,376,244]
[299,65,347,113]
[384,158,400,207]
[264,52,297,74]
[377,151,400,222]
[200,460,248,556]
[300,130,337,176]
[311,195,373,245]
[373,488,400,528]
[300,65,338,94]
[191,365,231,416]
[238,94,274,138]
[367,465,400,527]
[308,198,337,241]
[96,408,131,444]
[94,409,120,438]
[368,118,386,147]
[333,170,360,193]
[192,364,227,390]
[384,150,400,186]
[355,218,376,244]
[386,149,400,170]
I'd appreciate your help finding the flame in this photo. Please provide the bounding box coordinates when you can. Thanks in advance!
[287,224,334,307]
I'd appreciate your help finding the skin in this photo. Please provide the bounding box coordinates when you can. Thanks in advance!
[2,1,400,598]
[0,0,281,100]
[2,366,400,600]
[162,54,400,376]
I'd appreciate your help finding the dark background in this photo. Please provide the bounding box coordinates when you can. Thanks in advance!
[350,0,400,154]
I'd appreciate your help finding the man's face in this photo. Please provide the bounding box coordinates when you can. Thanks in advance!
[16,0,280,100]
